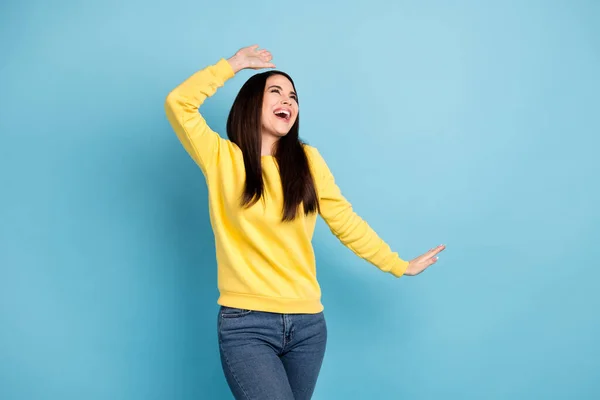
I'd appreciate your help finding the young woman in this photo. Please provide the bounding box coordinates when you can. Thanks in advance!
[164,45,445,400]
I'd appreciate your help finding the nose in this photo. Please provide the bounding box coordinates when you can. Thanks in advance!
[281,97,292,106]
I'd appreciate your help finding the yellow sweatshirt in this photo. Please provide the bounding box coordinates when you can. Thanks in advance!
[164,58,409,314]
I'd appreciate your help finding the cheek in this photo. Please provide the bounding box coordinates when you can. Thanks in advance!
[261,113,270,127]
[261,107,272,124]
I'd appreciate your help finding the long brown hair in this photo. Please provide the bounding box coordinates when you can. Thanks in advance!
[226,70,319,222]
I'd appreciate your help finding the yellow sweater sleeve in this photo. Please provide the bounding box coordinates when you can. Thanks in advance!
[164,58,235,175]
[309,147,410,277]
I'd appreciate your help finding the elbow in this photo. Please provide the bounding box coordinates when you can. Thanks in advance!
[164,91,184,131]
[164,90,185,124]
[164,90,178,113]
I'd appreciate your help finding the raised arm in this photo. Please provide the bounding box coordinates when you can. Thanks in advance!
[164,45,275,175]
[308,147,445,277]
[164,59,235,175]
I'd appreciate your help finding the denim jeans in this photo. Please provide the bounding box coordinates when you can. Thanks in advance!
[217,305,328,400]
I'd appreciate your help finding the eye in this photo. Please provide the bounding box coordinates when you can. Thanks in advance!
[269,88,298,103]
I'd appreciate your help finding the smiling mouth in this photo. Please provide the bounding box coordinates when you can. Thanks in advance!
[274,109,291,122]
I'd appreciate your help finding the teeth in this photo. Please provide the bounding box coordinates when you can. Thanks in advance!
[275,109,290,117]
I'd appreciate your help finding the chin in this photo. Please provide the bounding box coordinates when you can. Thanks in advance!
[262,124,292,138]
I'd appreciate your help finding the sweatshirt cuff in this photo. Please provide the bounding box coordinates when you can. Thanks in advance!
[216,58,235,80]
[388,258,410,278]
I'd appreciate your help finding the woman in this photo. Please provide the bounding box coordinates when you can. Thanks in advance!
[164,45,445,400]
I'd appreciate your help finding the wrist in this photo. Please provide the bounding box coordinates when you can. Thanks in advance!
[226,55,245,74]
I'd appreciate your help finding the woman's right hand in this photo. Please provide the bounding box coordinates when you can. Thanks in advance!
[227,45,276,74]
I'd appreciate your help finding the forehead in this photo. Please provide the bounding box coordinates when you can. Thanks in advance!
[265,74,295,91]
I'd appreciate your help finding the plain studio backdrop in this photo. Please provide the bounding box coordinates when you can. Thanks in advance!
[1,0,598,399]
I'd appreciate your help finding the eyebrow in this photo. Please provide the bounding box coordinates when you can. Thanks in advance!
[267,85,297,97]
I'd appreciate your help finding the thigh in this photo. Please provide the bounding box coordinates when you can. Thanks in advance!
[218,306,294,400]
[281,312,328,400]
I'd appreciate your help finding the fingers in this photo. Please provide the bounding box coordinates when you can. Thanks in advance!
[420,245,444,266]
[426,244,446,257]
[420,255,439,273]
[259,50,272,60]
[426,245,445,266]
[246,45,274,60]
[247,45,269,55]
[259,50,275,68]
[248,63,276,70]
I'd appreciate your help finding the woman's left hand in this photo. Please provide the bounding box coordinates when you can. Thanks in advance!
[404,245,446,276]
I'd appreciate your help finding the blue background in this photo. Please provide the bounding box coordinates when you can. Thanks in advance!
[1,0,599,398]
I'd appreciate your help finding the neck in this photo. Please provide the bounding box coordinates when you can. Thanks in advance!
[261,134,279,156]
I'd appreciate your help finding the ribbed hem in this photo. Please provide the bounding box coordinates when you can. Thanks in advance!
[388,258,410,278]
[215,58,235,80]
[218,291,324,314]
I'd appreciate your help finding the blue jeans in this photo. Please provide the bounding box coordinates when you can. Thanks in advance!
[217,305,328,399]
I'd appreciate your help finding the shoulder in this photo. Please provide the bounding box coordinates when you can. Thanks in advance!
[302,143,324,161]
[301,143,330,180]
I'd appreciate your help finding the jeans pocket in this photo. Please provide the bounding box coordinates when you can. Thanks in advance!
[220,306,253,318]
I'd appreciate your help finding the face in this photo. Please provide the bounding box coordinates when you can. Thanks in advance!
[261,74,298,138]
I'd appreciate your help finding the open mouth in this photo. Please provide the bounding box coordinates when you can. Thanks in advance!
[273,108,291,122]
